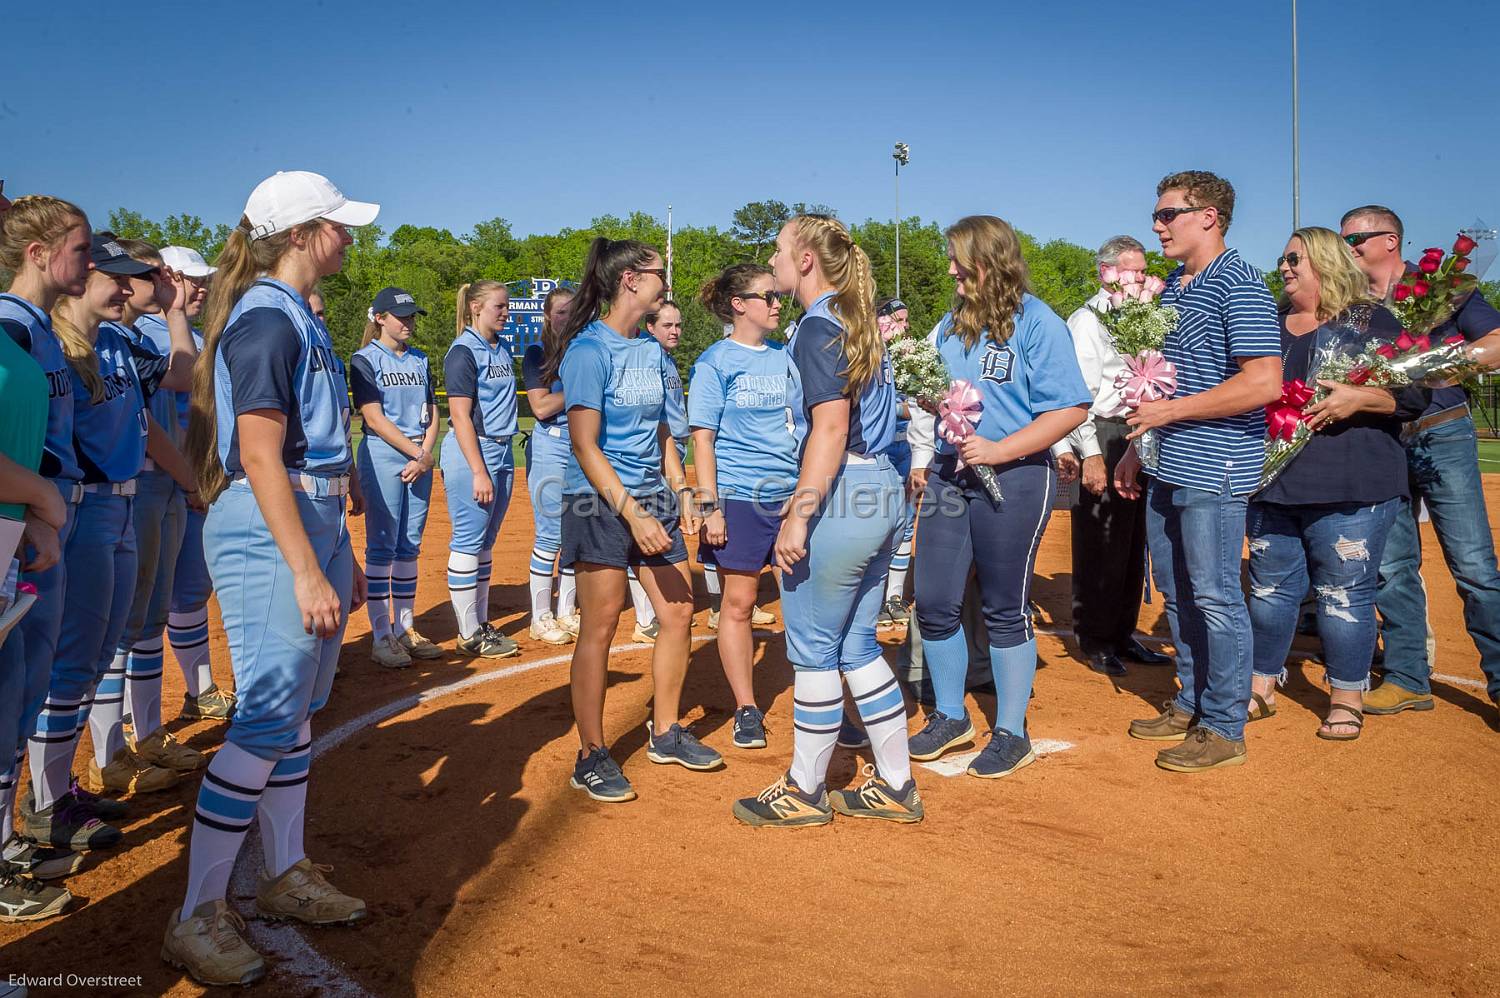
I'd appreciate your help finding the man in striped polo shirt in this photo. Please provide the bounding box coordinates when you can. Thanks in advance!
[1114,171,1283,772]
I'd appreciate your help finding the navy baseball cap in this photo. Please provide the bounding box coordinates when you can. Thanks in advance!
[371,286,426,317]
[877,297,908,316]
[91,232,157,276]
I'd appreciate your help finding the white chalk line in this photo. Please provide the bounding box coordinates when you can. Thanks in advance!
[918,739,1076,778]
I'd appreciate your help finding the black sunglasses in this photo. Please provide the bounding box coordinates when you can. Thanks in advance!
[734,291,782,306]
[632,267,667,280]
[1343,230,1396,248]
[1276,252,1302,269]
[1152,206,1209,225]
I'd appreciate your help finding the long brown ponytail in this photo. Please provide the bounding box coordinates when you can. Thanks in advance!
[542,237,656,383]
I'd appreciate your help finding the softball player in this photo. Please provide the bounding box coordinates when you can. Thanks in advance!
[876,297,916,628]
[732,215,920,828]
[163,171,376,988]
[29,234,197,849]
[0,194,92,919]
[442,281,520,659]
[689,263,798,750]
[909,215,1089,777]
[352,286,441,668]
[154,246,237,721]
[520,286,578,645]
[554,237,718,804]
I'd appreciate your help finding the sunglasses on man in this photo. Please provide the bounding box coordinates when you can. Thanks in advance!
[1151,206,1208,225]
[1343,230,1396,248]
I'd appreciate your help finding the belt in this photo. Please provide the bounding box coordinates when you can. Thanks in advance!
[81,480,137,497]
[541,424,564,438]
[230,472,352,497]
[844,452,877,466]
[1402,403,1469,441]
[53,481,85,504]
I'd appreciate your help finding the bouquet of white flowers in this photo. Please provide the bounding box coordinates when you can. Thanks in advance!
[888,334,949,403]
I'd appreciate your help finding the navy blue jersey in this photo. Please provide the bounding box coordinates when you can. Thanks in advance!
[73,322,166,483]
[350,340,435,438]
[0,293,80,481]
[214,279,352,475]
[117,316,184,448]
[521,343,569,442]
[444,328,518,439]
[789,291,897,457]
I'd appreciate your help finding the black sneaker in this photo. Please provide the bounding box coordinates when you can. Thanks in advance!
[456,625,520,659]
[63,777,129,821]
[732,706,768,749]
[570,746,636,803]
[879,596,910,628]
[907,710,976,761]
[967,729,1036,780]
[835,714,869,749]
[645,723,724,771]
[1,835,83,881]
[21,795,122,852]
[828,766,925,823]
[0,872,72,922]
[731,774,833,828]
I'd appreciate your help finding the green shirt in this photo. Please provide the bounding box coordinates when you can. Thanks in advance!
[0,331,48,521]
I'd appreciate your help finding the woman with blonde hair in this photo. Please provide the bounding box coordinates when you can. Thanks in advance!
[442,279,521,658]
[1246,226,1426,741]
[907,215,1090,779]
[164,170,377,986]
[732,215,919,827]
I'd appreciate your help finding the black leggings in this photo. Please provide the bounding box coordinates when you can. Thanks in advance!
[913,455,1055,650]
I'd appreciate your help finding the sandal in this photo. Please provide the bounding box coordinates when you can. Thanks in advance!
[1248,691,1277,723]
[1316,703,1364,742]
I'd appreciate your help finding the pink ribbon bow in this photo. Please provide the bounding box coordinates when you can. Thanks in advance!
[1114,350,1178,408]
[937,379,982,449]
[1265,379,1315,442]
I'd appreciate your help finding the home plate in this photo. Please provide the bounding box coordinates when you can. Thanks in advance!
[918,739,1075,777]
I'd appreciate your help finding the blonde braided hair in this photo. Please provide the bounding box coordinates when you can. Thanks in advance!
[791,215,882,395]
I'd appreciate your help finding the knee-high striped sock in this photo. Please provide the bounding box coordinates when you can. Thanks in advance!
[789,669,843,793]
[0,751,21,842]
[257,722,310,879]
[125,636,165,737]
[392,559,419,635]
[558,566,577,619]
[847,656,913,789]
[168,607,212,698]
[365,560,393,640]
[885,536,913,602]
[627,567,653,628]
[448,552,480,638]
[703,563,722,613]
[29,694,84,810]
[529,544,558,619]
[180,742,276,916]
[88,656,128,768]
[990,639,1039,737]
[476,552,493,629]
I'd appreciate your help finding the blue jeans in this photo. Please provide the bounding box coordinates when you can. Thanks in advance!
[1249,499,1399,690]
[1377,415,1500,701]
[1146,478,1252,741]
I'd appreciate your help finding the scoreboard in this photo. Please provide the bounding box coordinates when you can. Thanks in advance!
[503,277,571,351]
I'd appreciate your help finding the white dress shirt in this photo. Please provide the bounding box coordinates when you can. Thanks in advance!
[1061,287,1130,460]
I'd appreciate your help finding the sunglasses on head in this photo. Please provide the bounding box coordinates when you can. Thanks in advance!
[1151,205,1208,225]
[1343,230,1396,248]
[1277,252,1302,269]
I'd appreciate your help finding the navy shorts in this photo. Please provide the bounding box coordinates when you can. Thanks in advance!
[699,498,783,572]
[560,490,688,569]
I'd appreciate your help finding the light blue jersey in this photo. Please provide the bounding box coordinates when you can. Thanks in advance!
[932,294,1091,457]
[688,338,799,502]
[560,319,672,496]
[214,278,352,475]
[444,328,517,439]
[73,322,165,483]
[132,313,202,439]
[351,340,435,438]
[0,293,80,481]
[658,341,690,441]
[789,292,898,458]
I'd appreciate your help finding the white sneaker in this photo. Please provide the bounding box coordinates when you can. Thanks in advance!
[371,634,412,669]
[529,613,574,645]
[557,611,581,636]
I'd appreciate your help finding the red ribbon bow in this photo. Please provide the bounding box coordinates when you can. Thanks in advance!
[1265,379,1315,441]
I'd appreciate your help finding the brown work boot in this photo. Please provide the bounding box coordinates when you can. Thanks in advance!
[255,858,368,925]
[1362,681,1435,715]
[1155,727,1247,773]
[1128,700,1194,741]
[134,728,206,771]
[161,900,266,987]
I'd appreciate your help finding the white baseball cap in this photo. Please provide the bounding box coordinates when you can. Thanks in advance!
[243,170,379,241]
[160,245,218,277]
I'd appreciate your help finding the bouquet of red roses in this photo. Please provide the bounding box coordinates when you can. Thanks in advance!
[1389,233,1483,335]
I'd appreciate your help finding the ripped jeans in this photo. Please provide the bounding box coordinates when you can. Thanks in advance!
[1248,498,1400,690]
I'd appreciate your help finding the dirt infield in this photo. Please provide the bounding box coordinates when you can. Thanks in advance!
[3,474,1497,996]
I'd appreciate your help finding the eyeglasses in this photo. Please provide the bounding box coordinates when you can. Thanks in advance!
[1343,230,1396,248]
[734,291,782,306]
[1151,206,1209,225]
[1276,252,1303,269]
[632,268,667,281]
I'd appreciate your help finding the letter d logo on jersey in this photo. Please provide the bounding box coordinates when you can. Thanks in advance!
[978,344,1014,386]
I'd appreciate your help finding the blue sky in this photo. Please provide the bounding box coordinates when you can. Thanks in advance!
[5,0,1497,270]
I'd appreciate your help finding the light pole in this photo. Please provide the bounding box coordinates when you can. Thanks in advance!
[1291,0,1300,229]
[893,142,909,298]
[665,203,674,302]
